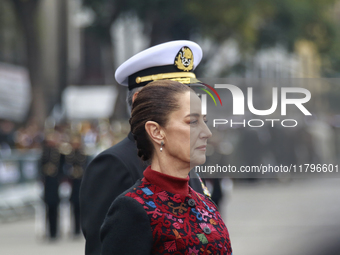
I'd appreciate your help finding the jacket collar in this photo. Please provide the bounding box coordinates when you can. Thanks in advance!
[128,132,135,142]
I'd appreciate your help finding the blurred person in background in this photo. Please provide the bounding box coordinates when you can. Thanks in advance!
[82,122,99,156]
[40,129,65,240]
[14,121,43,150]
[80,40,208,255]
[0,119,15,155]
[65,134,88,237]
[101,81,232,254]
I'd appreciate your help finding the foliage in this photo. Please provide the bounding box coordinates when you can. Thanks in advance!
[82,0,127,43]
[83,0,198,44]
[186,0,338,54]
[83,0,340,63]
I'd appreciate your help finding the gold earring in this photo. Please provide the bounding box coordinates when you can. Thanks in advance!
[160,141,164,152]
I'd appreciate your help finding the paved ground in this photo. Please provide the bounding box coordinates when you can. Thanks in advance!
[221,178,340,255]
[1,178,340,255]
[0,219,85,255]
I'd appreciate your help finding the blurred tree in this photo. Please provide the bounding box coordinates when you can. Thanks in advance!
[186,0,339,75]
[188,0,337,50]
[255,0,337,54]
[8,0,46,126]
[83,0,340,116]
[84,0,196,46]
[82,0,131,119]
[127,0,197,45]
[0,1,25,65]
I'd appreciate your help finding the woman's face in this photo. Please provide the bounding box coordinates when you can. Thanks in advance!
[163,90,212,167]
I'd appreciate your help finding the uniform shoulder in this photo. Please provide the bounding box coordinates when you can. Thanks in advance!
[86,135,136,168]
[97,135,134,158]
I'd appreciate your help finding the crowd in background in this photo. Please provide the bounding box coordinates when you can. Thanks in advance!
[0,118,130,239]
[0,119,130,154]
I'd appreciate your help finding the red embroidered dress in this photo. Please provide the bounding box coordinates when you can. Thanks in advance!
[101,166,232,255]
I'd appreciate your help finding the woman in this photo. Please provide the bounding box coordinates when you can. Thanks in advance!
[100,80,232,254]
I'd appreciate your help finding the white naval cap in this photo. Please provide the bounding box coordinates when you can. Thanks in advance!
[115,40,203,90]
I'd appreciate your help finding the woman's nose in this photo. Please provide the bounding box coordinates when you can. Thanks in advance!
[200,122,212,139]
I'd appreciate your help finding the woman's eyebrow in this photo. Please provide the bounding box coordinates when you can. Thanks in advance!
[185,113,200,118]
[185,114,207,118]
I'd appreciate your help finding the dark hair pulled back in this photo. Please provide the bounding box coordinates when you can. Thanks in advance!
[130,80,190,161]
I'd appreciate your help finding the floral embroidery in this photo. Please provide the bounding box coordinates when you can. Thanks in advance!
[141,187,154,195]
[189,246,199,255]
[196,233,209,244]
[157,191,169,201]
[146,201,157,208]
[164,240,176,252]
[125,181,232,254]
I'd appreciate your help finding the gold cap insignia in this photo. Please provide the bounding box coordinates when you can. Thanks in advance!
[174,46,194,72]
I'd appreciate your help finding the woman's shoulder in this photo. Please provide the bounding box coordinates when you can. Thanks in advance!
[121,178,160,207]
[105,179,145,215]
[102,179,152,236]
[110,178,156,208]
[100,179,154,254]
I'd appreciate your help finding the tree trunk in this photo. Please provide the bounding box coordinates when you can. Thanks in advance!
[57,0,68,106]
[10,0,46,126]
[101,41,127,120]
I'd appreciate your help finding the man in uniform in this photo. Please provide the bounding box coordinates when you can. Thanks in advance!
[80,41,208,255]
[65,134,88,237]
[41,130,64,239]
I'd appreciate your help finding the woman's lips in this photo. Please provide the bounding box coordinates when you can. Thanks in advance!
[196,145,206,150]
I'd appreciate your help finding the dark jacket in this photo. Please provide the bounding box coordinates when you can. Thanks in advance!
[100,166,232,255]
[41,143,64,206]
[80,132,203,255]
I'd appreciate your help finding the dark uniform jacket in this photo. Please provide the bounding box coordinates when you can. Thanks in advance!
[100,166,232,255]
[80,132,203,255]
[41,143,64,206]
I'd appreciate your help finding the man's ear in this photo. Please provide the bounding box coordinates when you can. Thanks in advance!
[132,91,140,103]
[145,121,164,145]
